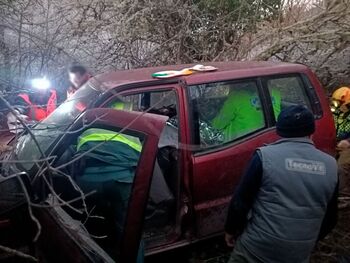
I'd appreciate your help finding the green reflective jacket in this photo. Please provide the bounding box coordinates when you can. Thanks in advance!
[76,128,142,183]
[333,110,350,140]
[212,89,281,141]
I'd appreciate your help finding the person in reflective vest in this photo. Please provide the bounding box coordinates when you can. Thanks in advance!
[109,100,133,111]
[75,128,143,262]
[7,81,57,128]
[331,86,350,191]
[331,86,350,141]
[16,90,57,121]
[212,86,281,142]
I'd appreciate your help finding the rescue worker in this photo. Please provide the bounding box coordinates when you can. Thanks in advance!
[67,65,91,99]
[225,105,338,263]
[331,86,350,141]
[75,128,142,233]
[75,127,143,262]
[212,85,281,142]
[7,78,57,132]
[331,87,350,190]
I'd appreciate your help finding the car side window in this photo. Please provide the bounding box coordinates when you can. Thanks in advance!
[116,93,140,110]
[189,80,266,148]
[105,90,177,121]
[265,75,311,121]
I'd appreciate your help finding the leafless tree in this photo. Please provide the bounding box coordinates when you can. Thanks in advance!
[249,0,350,91]
[0,0,349,261]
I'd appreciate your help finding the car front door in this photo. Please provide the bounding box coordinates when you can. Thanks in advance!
[50,108,168,262]
[98,84,191,254]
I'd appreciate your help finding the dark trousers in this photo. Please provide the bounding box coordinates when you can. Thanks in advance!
[338,149,350,192]
[228,239,263,263]
[76,178,144,263]
[76,178,131,237]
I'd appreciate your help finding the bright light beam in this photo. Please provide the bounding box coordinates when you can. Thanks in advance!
[31,78,51,90]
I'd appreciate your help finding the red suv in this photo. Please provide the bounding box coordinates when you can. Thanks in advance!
[0,62,336,262]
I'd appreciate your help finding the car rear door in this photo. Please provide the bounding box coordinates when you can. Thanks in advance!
[186,78,278,237]
[186,73,328,238]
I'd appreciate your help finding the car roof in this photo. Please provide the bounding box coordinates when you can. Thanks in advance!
[92,61,309,91]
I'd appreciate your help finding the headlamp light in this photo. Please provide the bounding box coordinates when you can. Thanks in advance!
[332,100,340,108]
[31,77,50,90]
[331,100,341,112]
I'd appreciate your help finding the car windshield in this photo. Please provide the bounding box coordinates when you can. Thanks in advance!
[14,82,101,171]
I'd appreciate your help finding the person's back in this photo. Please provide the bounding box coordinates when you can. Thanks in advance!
[240,138,337,263]
[74,128,143,261]
[225,105,338,263]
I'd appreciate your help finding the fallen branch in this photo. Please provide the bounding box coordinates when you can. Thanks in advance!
[0,244,38,262]
[16,173,42,242]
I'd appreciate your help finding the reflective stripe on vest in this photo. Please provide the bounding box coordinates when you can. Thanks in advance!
[77,128,142,152]
[333,111,350,140]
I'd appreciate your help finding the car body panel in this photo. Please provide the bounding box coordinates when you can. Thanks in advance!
[190,129,279,237]
[93,62,309,91]
[35,206,115,263]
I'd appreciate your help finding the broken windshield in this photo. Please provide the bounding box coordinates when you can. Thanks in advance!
[14,83,101,171]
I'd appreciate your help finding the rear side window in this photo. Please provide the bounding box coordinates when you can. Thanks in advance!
[265,75,312,121]
[189,80,267,148]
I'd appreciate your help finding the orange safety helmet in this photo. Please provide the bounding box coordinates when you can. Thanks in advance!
[331,87,350,113]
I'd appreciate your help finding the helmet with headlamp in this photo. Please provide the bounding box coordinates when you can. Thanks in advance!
[331,87,350,113]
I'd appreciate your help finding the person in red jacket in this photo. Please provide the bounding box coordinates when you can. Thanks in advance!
[67,65,91,99]
[7,77,57,132]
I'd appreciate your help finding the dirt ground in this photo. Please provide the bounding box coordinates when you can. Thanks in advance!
[310,193,350,263]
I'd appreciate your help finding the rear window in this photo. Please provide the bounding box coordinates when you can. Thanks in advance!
[264,75,312,121]
[188,74,316,150]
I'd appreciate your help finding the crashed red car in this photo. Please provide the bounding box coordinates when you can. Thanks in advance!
[0,61,336,262]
